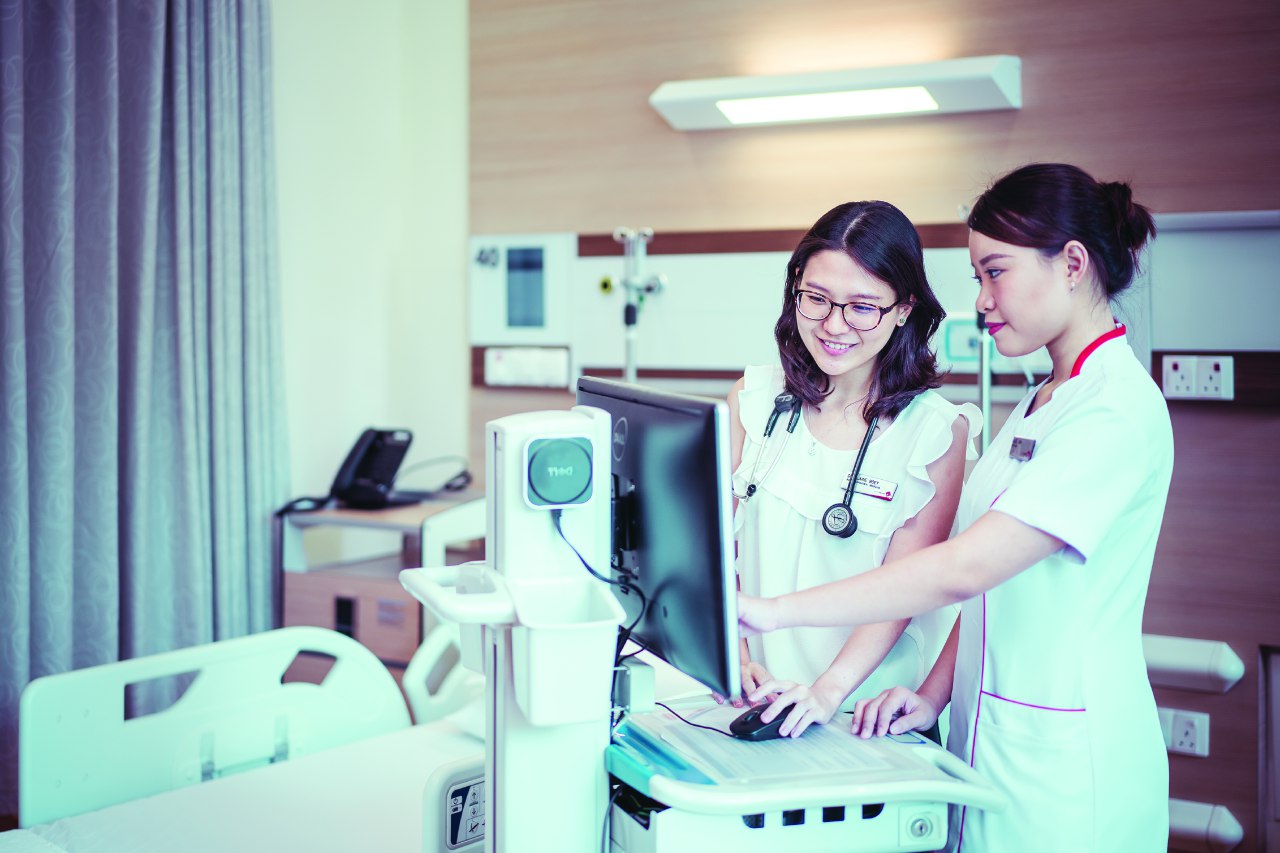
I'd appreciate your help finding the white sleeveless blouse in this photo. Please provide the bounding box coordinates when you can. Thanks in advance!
[732,363,981,708]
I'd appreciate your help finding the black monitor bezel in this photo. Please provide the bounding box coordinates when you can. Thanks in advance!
[576,376,741,699]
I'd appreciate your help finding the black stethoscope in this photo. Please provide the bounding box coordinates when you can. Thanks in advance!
[735,392,879,538]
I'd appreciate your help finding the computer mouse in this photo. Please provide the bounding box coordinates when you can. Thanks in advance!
[729,704,789,741]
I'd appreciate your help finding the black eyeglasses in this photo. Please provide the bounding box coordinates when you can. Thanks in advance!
[794,290,901,332]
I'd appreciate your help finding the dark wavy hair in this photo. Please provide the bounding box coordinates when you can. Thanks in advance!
[967,163,1156,299]
[774,200,944,422]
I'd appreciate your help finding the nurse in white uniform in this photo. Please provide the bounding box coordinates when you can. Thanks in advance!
[737,163,1173,851]
[727,200,980,738]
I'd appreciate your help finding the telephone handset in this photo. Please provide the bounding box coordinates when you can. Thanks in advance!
[329,428,414,509]
[276,428,471,515]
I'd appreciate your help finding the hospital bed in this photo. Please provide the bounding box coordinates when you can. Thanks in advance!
[2,624,1246,852]
[6,625,484,853]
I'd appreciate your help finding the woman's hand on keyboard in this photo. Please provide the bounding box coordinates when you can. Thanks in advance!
[851,686,940,739]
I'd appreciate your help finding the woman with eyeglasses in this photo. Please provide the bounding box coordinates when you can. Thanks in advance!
[738,164,1170,851]
[724,200,981,740]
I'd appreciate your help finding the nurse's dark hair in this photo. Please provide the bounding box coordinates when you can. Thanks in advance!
[775,200,944,422]
[967,162,1156,299]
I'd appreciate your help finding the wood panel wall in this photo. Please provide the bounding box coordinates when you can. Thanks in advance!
[1145,404,1280,850]
[471,0,1280,235]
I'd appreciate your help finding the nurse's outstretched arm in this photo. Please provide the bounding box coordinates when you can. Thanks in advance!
[738,510,1064,634]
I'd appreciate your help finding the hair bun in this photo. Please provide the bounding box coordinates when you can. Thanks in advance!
[1102,180,1156,253]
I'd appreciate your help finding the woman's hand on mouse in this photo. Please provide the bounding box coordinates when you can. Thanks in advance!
[851,686,940,739]
[747,678,844,738]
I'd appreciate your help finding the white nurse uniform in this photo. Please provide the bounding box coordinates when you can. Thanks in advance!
[947,327,1174,851]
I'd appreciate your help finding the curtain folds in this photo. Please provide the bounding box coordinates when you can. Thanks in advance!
[0,0,289,816]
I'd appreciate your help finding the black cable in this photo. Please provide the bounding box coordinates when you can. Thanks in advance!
[550,507,648,729]
[395,453,468,478]
[549,509,646,637]
[601,783,622,853]
[393,454,473,493]
[654,701,736,738]
[273,494,331,517]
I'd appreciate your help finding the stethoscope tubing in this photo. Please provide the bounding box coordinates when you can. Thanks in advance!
[843,414,879,506]
[737,392,877,538]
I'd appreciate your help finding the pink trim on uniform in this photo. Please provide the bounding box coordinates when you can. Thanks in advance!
[955,600,1087,851]
[1069,325,1127,378]
[980,691,1086,713]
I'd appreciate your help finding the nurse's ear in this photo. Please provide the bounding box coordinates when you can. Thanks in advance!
[1062,240,1092,293]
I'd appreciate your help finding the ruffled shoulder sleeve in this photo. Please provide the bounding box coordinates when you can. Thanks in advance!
[868,391,983,565]
[736,363,786,442]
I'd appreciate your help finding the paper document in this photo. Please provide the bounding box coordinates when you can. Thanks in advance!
[639,702,893,784]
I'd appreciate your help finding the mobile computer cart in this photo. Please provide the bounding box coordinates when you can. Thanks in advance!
[403,406,1004,853]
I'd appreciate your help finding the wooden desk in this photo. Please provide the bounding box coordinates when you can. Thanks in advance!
[275,490,487,572]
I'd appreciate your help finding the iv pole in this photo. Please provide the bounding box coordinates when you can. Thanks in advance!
[612,227,665,384]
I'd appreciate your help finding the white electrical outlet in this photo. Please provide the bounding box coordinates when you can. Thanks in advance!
[1162,354,1235,400]
[1162,355,1197,398]
[1159,706,1210,757]
[1194,356,1235,400]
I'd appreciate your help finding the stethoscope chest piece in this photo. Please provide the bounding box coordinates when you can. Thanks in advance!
[821,502,858,538]
[820,412,880,539]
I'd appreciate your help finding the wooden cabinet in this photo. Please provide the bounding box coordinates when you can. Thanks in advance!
[275,495,486,685]
[282,556,425,666]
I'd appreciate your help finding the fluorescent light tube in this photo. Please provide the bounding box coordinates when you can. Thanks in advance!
[716,86,939,125]
[650,55,1021,131]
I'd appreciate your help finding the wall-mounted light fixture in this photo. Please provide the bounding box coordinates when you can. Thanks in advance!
[649,55,1021,131]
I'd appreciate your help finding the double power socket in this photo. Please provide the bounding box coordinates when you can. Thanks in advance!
[1162,355,1235,400]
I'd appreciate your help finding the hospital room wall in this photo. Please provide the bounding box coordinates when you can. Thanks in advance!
[271,0,470,501]
[462,0,1279,845]
[264,0,1279,845]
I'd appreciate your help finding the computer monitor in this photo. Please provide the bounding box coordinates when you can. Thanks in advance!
[575,377,741,699]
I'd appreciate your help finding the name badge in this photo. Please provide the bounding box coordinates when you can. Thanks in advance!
[1009,437,1036,462]
[841,473,898,501]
